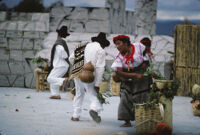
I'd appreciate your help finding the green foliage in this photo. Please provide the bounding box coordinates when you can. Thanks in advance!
[31,56,44,64]
[192,93,200,101]
[14,0,45,12]
[143,64,154,76]
[97,93,112,104]
[134,80,180,110]
[150,80,179,101]
[143,64,166,80]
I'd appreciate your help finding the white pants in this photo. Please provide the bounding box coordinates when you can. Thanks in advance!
[47,67,68,96]
[72,78,103,118]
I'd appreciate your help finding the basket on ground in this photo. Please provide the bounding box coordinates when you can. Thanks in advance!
[135,103,163,135]
[100,82,108,93]
[154,79,173,90]
[192,100,200,116]
[110,75,120,96]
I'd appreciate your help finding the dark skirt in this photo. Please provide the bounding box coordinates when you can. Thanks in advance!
[118,68,152,121]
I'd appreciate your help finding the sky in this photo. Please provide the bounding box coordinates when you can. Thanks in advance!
[2,0,200,20]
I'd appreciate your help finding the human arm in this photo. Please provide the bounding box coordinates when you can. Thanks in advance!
[94,49,106,91]
[116,67,143,79]
[69,51,75,65]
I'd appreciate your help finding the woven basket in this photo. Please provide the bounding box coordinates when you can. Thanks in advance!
[110,75,120,96]
[154,79,173,90]
[99,82,108,93]
[192,100,200,116]
[135,103,163,135]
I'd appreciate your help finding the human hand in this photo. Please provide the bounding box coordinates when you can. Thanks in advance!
[135,74,143,79]
[94,86,100,93]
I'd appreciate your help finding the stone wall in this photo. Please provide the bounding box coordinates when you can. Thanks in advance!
[0,0,160,88]
[0,12,49,87]
[50,7,110,33]
[135,0,158,35]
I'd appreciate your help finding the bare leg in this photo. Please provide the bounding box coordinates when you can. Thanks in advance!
[120,120,132,127]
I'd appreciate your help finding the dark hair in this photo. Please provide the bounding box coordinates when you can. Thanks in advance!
[140,37,151,47]
[118,38,131,46]
[56,26,70,38]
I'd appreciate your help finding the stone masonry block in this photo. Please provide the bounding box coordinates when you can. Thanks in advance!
[17,21,28,31]
[0,22,8,30]
[0,30,5,37]
[0,12,6,21]
[0,49,9,61]
[10,50,23,61]
[23,22,35,31]
[34,39,43,50]
[6,31,22,37]
[0,38,7,48]
[89,8,109,20]
[85,20,110,33]
[22,39,34,49]
[13,75,24,87]
[23,31,40,38]
[23,50,35,60]
[0,61,10,74]
[32,13,49,22]
[51,7,71,18]
[35,22,48,32]
[8,38,22,49]
[0,75,10,86]
[9,61,24,74]
[7,74,17,86]
[68,8,88,20]
[24,73,34,88]
[69,22,85,33]
[39,32,48,39]
[7,22,18,30]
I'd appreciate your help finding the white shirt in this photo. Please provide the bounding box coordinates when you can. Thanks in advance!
[69,42,106,87]
[53,44,69,69]
[111,42,145,71]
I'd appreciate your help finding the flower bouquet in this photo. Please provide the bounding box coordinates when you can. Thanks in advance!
[190,93,200,116]
[97,93,112,104]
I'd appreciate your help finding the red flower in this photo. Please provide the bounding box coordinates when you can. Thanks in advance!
[190,100,195,103]
[150,122,172,135]
[196,104,200,110]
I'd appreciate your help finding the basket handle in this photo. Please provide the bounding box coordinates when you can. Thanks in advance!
[135,119,161,127]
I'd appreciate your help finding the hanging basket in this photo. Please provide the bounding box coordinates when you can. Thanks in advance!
[110,75,120,96]
[192,100,200,116]
[154,79,173,90]
[135,103,164,135]
[99,82,108,93]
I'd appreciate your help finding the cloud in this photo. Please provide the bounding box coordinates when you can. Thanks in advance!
[158,0,200,12]
[157,0,200,20]
[157,10,200,20]
[63,0,105,7]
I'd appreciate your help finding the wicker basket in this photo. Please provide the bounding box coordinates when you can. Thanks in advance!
[99,82,108,93]
[192,100,200,116]
[110,75,120,96]
[135,103,163,135]
[154,79,173,90]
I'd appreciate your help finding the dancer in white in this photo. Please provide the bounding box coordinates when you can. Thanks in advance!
[47,26,70,99]
[69,32,110,123]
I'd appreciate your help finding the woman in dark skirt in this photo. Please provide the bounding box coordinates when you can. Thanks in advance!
[111,35,152,127]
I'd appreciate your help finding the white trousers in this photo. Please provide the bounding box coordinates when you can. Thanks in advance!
[72,78,103,118]
[47,67,68,96]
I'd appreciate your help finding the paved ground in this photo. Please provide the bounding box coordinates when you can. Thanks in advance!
[0,87,200,135]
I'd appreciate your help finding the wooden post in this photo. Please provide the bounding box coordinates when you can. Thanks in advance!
[175,25,200,96]
[35,71,39,92]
